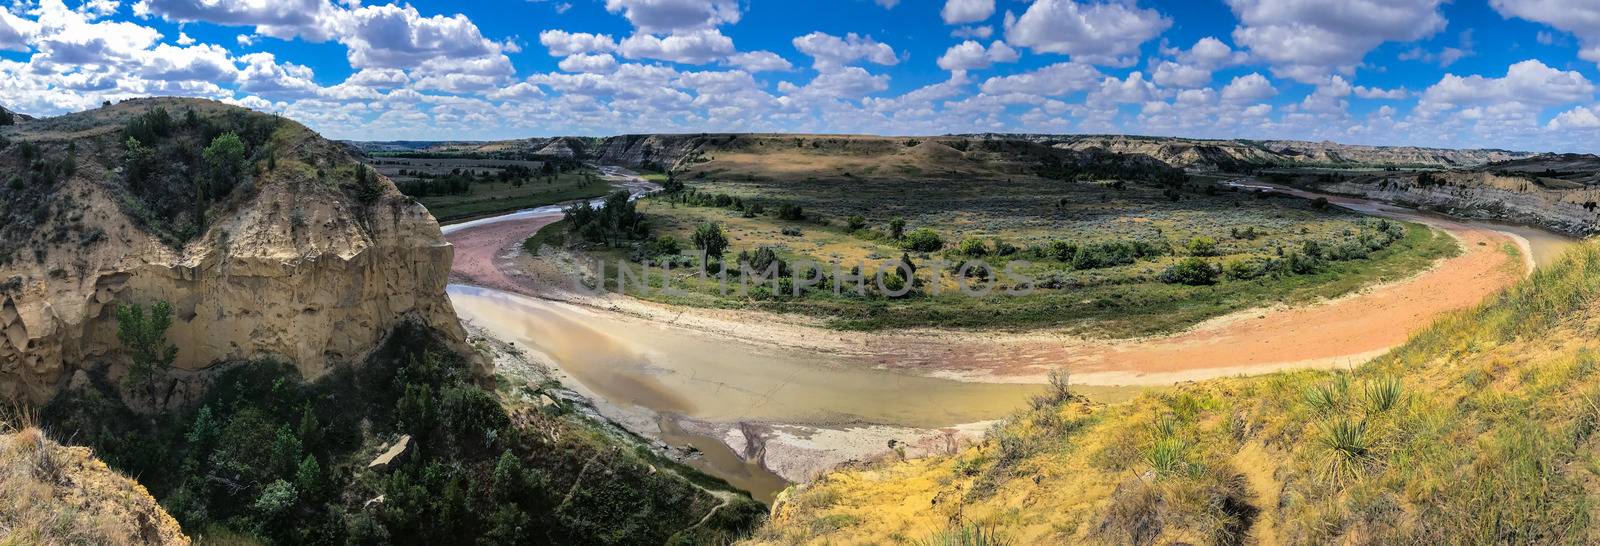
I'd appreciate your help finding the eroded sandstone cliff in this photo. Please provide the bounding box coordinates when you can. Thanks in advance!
[1311,170,1600,236]
[0,98,474,405]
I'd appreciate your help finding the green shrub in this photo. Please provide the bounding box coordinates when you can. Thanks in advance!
[1224,257,1270,280]
[846,214,866,231]
[959,236,989,257]
[992,239,1018,256]
[1284,251,1321,274]
[903,228,944,252]
[644,236,681,257]
[888,217,906,240]
[777,203,804,221]
[1048,240,1078,262]
[1159,258,1219,285]
[201,132,247,198]
[1186,236,1218,257]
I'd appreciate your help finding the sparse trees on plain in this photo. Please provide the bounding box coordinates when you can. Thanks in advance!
[693,222,729,262]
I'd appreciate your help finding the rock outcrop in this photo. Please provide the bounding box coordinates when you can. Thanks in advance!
[1315,171,1600,236]
[1033,135,1534,170]
[0,98,476,404]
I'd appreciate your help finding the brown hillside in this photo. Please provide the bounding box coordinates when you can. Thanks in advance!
[1,426,189,545]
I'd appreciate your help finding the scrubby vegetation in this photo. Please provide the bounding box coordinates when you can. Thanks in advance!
[119,105,281,244]
[752,241,1600,545]
[43,322,763,545]
[0,138,87,266]
[527,166,1456,336]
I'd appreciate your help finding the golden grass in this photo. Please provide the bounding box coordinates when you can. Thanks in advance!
[0,415,191,546]
[749,240,1600,545]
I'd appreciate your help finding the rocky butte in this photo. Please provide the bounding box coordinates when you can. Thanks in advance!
[0,97,476,406]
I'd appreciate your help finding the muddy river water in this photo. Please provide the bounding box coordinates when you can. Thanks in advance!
[447,181,1579,503]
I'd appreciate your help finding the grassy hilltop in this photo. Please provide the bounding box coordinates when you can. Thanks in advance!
[750,240,1600,545]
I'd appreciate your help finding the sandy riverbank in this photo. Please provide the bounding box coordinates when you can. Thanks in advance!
[449,205,1533,386]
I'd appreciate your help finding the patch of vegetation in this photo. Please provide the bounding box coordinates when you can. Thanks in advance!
[44,321,762,545]
[118,105,281,245]
[0,139,82,266]
[375,156,608,223]
[563,190,650,246]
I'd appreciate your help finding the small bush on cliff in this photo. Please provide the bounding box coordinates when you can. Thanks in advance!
[115,301,177,402]
[201,132,247,197]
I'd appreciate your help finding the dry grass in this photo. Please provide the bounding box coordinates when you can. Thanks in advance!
[0,412,190,546]
[749,240,1600,545]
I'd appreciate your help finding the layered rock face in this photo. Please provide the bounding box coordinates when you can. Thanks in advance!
[0,98,474,404]
[962,134,1535,170]
[1320,171,1600,236]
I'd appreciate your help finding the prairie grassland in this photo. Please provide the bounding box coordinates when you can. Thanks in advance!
[532,173,1457,336]
[748,241,1600,545]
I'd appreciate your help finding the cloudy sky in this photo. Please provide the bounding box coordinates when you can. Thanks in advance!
[3,0,1600,151]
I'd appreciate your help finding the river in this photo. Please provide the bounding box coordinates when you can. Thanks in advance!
[447,173,1579,503]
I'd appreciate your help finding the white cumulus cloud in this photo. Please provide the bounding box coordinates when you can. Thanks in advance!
[942,0,995,25]
[793,32,898,70]
[1227,0,1447,82]
[936,40,1018,72]
[1004,0,1170,66]
[1492,0,1600,67]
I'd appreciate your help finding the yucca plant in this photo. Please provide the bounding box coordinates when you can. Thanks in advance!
[1145,437,1191,477]
[1149,413,1180,439]
[1363,375,1404,414]
[1302,376,1349,412]
[912,523,1015,546]
[1317,417,1374,483]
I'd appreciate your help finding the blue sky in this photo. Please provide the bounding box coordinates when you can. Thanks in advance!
[2,0,1600,152]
